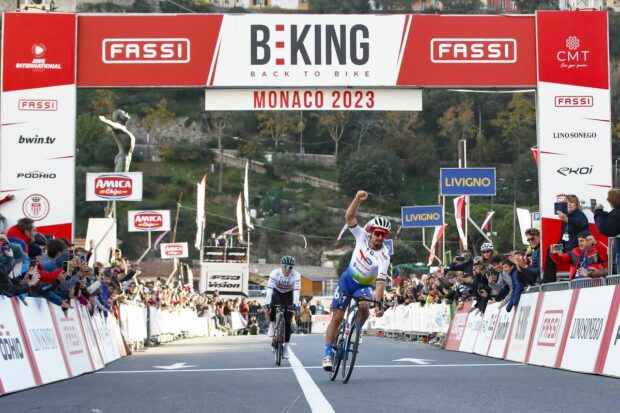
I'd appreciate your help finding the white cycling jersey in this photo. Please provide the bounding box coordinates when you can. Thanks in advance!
[266,268,301,305]
[345,224,390,285]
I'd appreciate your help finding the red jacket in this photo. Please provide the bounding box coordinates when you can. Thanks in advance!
[550,241,608,280]
[37,264,63,284]
[6,225,31,253]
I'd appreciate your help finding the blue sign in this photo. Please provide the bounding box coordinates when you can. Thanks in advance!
[401,205,444,228]
[440,168,496,196]
[383,239,394,256]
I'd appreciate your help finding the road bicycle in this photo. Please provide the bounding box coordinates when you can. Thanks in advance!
[271,304,296,366]
[330,294,382,383]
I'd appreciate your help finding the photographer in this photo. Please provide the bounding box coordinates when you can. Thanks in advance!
[594,188,620,271]
[448,251,474,276]
[487,255,510,302]
[543,195,588,283]
[499,259,523,313]
[550,230,608,280]
[509,228,541,287]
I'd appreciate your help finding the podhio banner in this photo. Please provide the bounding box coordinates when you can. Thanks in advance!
[86,172,143,201]
[161,242,188,259]
[128,210,171,232]
[536,11,612,268]
[77,14,536,88]
[0,13,76,241]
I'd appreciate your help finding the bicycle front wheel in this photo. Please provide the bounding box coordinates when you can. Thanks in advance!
[342,321,360,383]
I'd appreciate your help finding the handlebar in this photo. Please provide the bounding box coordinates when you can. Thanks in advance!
[340,294,383,309]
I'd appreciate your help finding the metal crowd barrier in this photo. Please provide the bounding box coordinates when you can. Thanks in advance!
[524,274,620,294]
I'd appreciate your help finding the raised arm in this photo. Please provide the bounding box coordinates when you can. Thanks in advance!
[345,190,368,227]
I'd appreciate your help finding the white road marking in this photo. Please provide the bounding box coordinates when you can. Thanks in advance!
[96,362,522,374]
[153,362,197,370]
[286,349,335,413]
[393,358,434,365]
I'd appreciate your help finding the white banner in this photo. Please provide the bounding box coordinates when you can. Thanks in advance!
[487,304,516,359]
[560,286,615,373]
[128,210,171,232]
[505,292,541,363]
[212,15,408,87]
[201,262,249,295]
[459,311,483,353]
[161,242,189,259]
[527,289,574,367]
[18,297,69,384]
[205,88,422,111]
[86,172,143,201]
[473,302,500,356]
[48,302,93,377]
[0,297,36,394]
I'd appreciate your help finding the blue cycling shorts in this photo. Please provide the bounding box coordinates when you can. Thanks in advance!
[331,272,374,311]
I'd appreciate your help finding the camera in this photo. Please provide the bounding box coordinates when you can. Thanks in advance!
[455,256,465,262]
[551,243,564,252]
[590,198,597,210]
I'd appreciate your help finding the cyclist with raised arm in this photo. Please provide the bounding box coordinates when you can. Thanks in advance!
[265,255,301,359]
[322,190,390,371]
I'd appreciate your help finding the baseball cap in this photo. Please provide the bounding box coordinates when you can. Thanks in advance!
[9,243,27,263]
[28,242,43,258]
[473,256,483,264]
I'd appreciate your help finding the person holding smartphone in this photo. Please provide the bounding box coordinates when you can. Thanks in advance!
[550,230,608,280]
[543,195,589,283]
[594,189,620,273]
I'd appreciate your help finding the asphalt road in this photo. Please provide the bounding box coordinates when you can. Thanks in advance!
[2,333,619,413]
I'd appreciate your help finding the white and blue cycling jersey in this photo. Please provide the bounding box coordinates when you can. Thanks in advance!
[332,224,390,311]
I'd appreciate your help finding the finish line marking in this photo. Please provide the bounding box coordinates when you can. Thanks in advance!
[96,362,523,374]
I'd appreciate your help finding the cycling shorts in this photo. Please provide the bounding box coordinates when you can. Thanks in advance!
[331,272,374,311]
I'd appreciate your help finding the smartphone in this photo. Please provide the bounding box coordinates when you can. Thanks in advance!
[1,243,10,254]
[61,261,70,272]
[590,198,597,210]
[94,266,100,276]
[554,202,568,215]
[551,243,564,252]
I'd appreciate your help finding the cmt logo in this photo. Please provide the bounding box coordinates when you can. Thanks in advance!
[556,36,589,69]
[556,165,593,176]
[102,39,190,64]
[250,24,369,66]
[134,212,163,229]
[537,310,563,347]
[18,99,57,111]
[555,96,593,107]
[95,175,133,199]
[431,38,517,63]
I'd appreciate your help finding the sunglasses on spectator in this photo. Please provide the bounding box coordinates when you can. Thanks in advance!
[372,230,389,239]
[482,250,492,254]
[526,236,537,241]
[283,264,294,270]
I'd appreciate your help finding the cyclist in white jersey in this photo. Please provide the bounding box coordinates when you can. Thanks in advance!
[322,190,390,371]
[266,255,301,359]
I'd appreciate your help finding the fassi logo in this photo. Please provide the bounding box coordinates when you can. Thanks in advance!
[134,212,163,229]
[431,38,517,63]
[18,99,57,111]
[94,176,133,198]
[554,96,593,107]
[537,310,563,347]
[250,24,369,66]
[102,39,190,64]
[165,245,184,256]
[556,165,593,176]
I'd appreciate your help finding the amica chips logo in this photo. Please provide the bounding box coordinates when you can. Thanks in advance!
[94,175,133,199]
[556,36,589,70]
[134,212,163,229]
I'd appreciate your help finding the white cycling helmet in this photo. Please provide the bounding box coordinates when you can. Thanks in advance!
[481,242,494,253]
[370,216,391,232]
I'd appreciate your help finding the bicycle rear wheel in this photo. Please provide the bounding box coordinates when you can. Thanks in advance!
[329,322,345,381]
[342,320,360,383]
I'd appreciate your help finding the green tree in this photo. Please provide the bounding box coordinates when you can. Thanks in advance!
[381,112,438,177]
[142,99,175,142]
[130,0,154,12]
[439,0,481,13]
[339,149,402,197]
[257,111,292,150]
[317,112,349,158]
[237,137,265,169]
[75,114,119,167]
[160,139,215,162]
[490,93,536,163]
[513,0,558,13]
[203,112,231,192]
[89,90,118,116]
[437,98,478,162]
[310,0,371,13]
